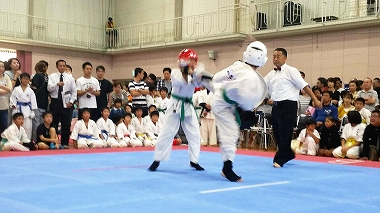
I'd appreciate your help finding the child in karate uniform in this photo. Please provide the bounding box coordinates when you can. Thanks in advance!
[10,73,37,141]
[71,108,104,149]
[131,107,146,144]
[144,111,162,147]
[96,107,120,147]
[295,118,321,156]
[116,113,142,147]
[1,113,37,151]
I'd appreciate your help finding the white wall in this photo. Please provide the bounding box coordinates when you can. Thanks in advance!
[115,0,174,27]
[0,0,29,37]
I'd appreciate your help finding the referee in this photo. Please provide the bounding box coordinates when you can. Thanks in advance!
[264,48,321,168]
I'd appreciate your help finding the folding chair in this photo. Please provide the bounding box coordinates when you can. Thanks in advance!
[239,113,260,149]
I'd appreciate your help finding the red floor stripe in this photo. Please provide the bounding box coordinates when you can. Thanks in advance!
[1,146,379,168]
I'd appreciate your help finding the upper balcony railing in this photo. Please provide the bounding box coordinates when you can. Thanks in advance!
[250,0,380,37]
[0,1,379,52]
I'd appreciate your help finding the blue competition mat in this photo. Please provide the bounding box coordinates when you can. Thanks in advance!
[0,150,379,213]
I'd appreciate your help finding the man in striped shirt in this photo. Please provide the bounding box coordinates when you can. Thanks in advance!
[128,67,149,117]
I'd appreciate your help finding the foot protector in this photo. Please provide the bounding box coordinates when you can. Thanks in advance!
[190,162,205,170]
[222,160,242,182]
[148,161,160,171]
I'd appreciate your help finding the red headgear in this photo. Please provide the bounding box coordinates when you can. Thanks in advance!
[178,48,198,67]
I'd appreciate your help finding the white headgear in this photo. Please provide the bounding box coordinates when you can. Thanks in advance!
[242,41,268,68]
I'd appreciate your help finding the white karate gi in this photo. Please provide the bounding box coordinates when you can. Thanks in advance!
[131,117,146,143]
[96,117,119,147]
[116,122,142,147]
[156,96,170,124]
[197,89,217,146]
[145,119,162,146]
[211,61,267,161]
[296,128,321,156]
[332,123,366,159]
[153,68,203,163]
[70,119,104,149]
[10,86,38,141]
[1,123,31,151]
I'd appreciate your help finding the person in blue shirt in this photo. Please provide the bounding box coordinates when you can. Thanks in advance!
[313,91,338,131]
[109,98,125,124]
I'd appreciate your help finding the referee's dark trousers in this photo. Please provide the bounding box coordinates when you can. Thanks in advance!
[50,98,72,146]
[272,100,298,167]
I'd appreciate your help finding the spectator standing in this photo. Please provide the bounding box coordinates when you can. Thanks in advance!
[31,61,49,142]
[0,61,12,134]
[5,58,22,88]
[47,60,77,148]
[128,68,149,116]
[95,65,113,120]
[76,62,101,121]
[157,68,172,96]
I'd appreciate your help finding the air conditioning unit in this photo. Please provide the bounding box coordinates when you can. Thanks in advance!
[283,1,302,27]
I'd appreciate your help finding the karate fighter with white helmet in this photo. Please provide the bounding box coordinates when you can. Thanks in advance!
[211,41,268,182]
[148,48,205,171]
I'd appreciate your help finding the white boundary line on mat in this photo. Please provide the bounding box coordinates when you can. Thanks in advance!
[199,181,290,194]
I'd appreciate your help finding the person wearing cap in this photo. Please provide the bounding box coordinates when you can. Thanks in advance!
[294,118,320,156]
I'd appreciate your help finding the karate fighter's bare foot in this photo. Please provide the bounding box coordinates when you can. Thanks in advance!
[190,161,205,170]
[222,160,243,182]
[148,161,160,171]
[273,162,282,168]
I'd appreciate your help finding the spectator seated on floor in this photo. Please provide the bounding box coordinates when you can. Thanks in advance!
[332,111,366,159]
[70,108,104,149]
[294,118,320,156]
[0,113,37,151]
[110,98,125,124]
[318,116,341,157]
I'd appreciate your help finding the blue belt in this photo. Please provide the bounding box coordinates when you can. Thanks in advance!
[17,101,31,114]
[101,130,109,140]
[77,134,98,140]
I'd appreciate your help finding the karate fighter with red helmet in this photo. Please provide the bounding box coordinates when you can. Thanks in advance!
[148,48,205,171]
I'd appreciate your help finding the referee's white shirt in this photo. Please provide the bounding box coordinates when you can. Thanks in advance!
[47,72,77,106]
[264,63,308,102]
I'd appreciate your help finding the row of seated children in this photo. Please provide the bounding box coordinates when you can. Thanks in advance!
[293,111,366,159]
[71,107,161,148]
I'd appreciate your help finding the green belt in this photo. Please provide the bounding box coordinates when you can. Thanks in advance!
[0,138,7,151]
[171,93,193,121]
[222,88,241,126]
[157,108,166,114]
